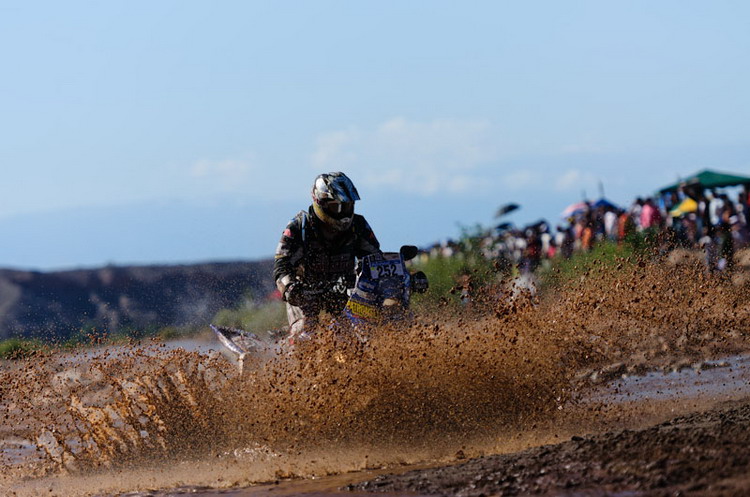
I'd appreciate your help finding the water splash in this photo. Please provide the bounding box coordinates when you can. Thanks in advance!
[2,256,750,495]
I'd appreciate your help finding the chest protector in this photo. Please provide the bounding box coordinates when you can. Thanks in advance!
[297,211,358,285]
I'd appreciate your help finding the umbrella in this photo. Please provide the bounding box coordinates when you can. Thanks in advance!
[560,201,589,218]
[592,197,619,210]
[495,222,513,232]
[658,169,750,194]
[494,203,520,218]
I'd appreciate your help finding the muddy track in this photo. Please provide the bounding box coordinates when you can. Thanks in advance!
[93,392,750,497]
[350,397,750,497]
[4,257,750,496]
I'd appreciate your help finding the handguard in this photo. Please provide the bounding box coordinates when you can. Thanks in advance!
[411,271,429,293]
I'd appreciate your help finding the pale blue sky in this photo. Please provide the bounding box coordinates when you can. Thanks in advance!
[1,1,749,269]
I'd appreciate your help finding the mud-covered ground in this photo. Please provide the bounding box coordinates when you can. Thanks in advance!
[352,396,750,497]
[3,252,750,496]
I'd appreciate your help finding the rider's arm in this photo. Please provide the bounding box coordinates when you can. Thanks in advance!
[273,216,305,297]
[352,215,381,257]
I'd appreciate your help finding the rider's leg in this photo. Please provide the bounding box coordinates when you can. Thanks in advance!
[285,300,320,345]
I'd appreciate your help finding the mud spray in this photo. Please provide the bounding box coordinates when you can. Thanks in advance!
[2,255,750,496]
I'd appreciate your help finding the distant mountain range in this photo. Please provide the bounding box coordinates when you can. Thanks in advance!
[0,260,275,340]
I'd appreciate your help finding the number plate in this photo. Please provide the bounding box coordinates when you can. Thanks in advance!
[369,254,404,279]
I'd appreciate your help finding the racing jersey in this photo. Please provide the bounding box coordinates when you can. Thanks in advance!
[273,207,380,294]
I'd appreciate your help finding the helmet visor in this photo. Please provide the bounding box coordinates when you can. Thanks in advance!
[321,200,354,219]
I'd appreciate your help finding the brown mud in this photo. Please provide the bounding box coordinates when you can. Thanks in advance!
[2,256,750,496]
[351,397,750,497]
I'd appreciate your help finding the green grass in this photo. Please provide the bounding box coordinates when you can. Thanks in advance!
[106,324,202,343]
[212,299,288,338]
[0,338,43,359]
[0,324,204,359]
[408,251,502,310]
[409,255,465,302]
[536,240,640,291]
[411,234,655,310]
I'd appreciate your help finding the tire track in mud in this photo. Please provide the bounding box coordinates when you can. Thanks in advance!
[2,257,750,496]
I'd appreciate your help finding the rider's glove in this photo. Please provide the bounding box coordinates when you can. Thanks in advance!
[284,282,305,306]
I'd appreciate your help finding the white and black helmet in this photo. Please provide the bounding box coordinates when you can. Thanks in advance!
[311,172,360,231]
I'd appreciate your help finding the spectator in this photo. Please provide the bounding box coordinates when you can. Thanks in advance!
[580,211,596,252]
[617,209,636,244]
[603,207,619,241]
[640,197,663,230]
[630,198,644,230]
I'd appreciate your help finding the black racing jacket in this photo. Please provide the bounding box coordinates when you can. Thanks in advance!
[273,207,381,294]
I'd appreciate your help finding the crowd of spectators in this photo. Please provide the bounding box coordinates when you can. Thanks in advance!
[423,181,750,278]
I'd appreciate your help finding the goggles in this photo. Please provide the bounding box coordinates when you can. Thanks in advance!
[321,200,354,219]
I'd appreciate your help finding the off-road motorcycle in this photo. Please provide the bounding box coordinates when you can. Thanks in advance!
[211,245,428,372]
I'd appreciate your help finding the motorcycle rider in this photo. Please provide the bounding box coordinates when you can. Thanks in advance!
[274,172,381,342]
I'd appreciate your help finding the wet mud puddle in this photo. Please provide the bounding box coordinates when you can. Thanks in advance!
[586,354,750,405]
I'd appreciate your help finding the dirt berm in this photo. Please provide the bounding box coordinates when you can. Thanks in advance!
[350,397,750,497]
